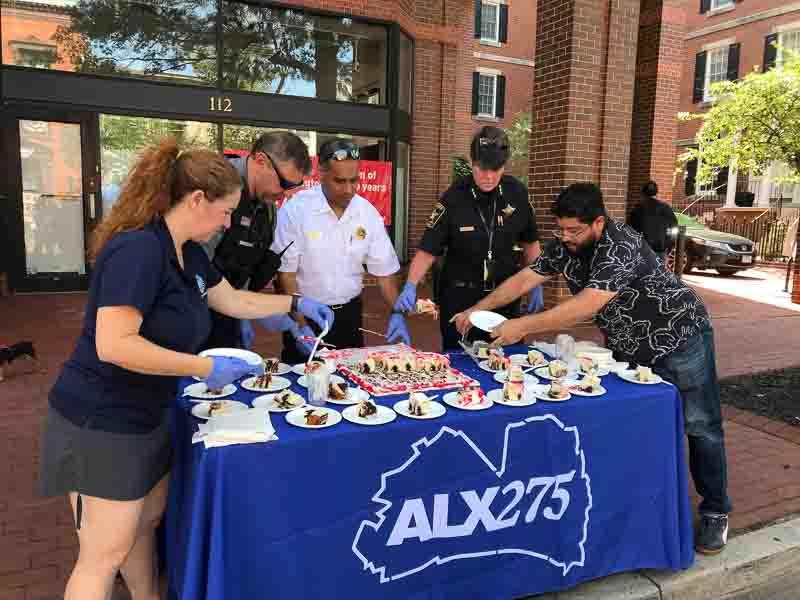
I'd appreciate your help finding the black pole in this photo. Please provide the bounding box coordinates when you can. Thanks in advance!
[674,225,687,282]
[785,258,794,293]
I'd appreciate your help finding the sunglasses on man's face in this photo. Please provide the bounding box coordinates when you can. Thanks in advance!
[320,142,360,163]
[262,152,304,191]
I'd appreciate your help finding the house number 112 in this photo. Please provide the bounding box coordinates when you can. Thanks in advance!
[209,97,233,112]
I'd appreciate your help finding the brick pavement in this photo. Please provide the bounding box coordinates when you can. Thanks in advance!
[1,275,799,599]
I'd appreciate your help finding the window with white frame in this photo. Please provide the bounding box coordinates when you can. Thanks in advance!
[477,73,496,116]
[778,28,800,64]
[481,2,500,42]
[704,46,728,101]
[710,0,734,10]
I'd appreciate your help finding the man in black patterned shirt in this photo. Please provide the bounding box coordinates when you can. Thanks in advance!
[454,182,731,555]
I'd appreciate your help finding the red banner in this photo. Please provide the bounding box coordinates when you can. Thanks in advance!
[286,158,393,225]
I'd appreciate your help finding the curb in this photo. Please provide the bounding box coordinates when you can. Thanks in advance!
[526,516,800,599]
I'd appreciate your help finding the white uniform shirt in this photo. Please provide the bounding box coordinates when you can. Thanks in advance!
[271,185,400,305]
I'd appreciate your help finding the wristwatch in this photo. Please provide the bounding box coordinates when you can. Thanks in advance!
[290,293,302,313]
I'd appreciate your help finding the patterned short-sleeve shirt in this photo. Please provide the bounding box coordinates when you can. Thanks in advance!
[530,219,711,365]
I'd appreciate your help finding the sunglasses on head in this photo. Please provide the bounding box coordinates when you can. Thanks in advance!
[478,137,508,151]
[320,141,360,163]
[262,152,304,191]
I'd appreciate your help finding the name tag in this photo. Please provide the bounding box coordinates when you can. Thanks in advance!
[307,231,322,240]
[240,216,252,227]
[459,226,475,232]
[238,240,254,248]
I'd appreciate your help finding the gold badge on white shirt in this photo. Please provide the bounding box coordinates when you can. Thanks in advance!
[354,226,367,240]
[307,231,322,240]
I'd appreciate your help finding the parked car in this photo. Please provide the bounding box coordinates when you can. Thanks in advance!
[677,214,755,276]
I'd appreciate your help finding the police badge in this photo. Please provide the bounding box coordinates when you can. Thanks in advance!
[355,226,367,240]
[427,203,446,229]
[501,203,516,217]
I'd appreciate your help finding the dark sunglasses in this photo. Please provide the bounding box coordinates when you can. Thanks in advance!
[262,152,304,191]
[478,137,509,151]
[320,141,360,163]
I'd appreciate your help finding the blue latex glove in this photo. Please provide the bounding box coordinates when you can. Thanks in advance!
[255,314,299,333]
[239,320,255,349]
[297,297,335,330]
[386,314,411,345]
[204,356,263,390]
[293,325,316,357]
[527,287,545,314]
[393,282,417,313]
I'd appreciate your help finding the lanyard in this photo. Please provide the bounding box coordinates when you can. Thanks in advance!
[470,184,503,261]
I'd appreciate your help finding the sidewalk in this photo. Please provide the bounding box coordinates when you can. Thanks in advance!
[0,273,799,599]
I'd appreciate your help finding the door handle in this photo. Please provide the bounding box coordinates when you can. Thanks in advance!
[88,192,96,220]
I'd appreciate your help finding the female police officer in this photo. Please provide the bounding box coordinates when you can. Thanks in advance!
[38,139,332,600]
[395,126,542,350]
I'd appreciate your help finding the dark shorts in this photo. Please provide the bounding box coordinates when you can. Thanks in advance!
[38,406,172,501]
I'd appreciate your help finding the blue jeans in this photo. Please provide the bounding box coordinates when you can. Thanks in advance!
[653,328,732,515]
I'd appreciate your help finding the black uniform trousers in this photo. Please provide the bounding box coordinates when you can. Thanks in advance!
[203,310,242,350]
[280,296,365,364]
[438,281,521,352]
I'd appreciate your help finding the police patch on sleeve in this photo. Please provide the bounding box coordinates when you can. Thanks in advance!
[426,203,446,229]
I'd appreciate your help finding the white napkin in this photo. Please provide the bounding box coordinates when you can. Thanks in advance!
[192,408,277,449]
[530,341,557,357]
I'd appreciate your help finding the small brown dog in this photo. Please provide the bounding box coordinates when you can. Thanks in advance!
[0,342,38,382]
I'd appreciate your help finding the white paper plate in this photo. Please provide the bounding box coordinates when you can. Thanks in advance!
[183,383,236,401]
[493,371,539,385]
[393,399,447,420]
[291,363,308,376]
[469,310,507,332]
[567,382,607,397]
[478,359,506,373]
[509,353,548,368]
[617,370,663,385]
[342,404,397,426]
[190,400,249,419]
[442,391,493,411]
[285,406,342,429]
[327,387,369,406]
[531,384,572,402]
[240,375,292,393]
[262,361,292,376]
[486,388,537,407]
[296,374,345,388]
[199,347,263,365]
[533,365,576,381]
[576,365,610,377]
[251,392,306,413]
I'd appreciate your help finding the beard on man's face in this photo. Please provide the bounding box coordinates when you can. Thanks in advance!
[564,234,598,257]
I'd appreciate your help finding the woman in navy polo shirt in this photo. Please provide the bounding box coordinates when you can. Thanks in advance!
[38,139,332,600]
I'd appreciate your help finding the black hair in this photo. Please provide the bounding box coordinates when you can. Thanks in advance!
[642,180,658,198]
[550,183,607,225]
[469,126,510,171]
[251,131,312,175]
[317,138,361,170]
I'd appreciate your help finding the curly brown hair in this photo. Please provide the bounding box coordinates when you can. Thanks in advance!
[90,137,241,260]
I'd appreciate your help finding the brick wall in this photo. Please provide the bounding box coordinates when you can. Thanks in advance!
[530,0,641,306]
[628,1,686,210]
[672,1,800,205]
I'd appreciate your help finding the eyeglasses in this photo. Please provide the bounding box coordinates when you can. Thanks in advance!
[319,141,360,163]
[553,225,591,240]
[478,137,509,151]
[262,152,304,191]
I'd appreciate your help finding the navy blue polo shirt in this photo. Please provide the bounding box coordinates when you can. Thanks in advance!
[50,219,222,433]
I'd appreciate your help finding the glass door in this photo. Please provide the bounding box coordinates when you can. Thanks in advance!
[1,109,99,292]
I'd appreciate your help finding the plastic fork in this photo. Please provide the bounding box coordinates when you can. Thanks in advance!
[307,320,330,365]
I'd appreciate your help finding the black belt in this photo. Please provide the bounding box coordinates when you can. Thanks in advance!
[449,280,482,290]
[329,296,361,311]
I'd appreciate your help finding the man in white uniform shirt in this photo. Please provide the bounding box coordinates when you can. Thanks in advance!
[272,139,411,362]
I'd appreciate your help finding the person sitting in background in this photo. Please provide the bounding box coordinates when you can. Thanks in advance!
[628,180,678,263]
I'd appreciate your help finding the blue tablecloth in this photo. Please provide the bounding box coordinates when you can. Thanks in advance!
[166,346,693,600]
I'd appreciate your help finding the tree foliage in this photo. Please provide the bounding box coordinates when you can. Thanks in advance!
[507,111,531,183]
[678,47,800,186]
